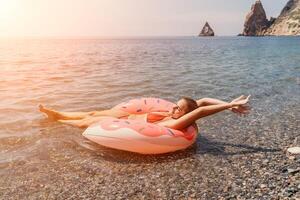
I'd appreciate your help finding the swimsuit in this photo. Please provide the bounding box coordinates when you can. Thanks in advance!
[120,112,170,123]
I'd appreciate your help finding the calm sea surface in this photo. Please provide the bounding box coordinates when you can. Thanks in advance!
[0,37,299,196]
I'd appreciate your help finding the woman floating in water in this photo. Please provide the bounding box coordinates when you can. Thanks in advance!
[39,95,251,130]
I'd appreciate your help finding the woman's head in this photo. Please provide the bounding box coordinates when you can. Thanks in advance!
[170,97,198,119]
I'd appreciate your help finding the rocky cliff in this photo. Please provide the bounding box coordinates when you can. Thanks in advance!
[199,22,215,36]
[241,0,270,36]
[264,0,300,35]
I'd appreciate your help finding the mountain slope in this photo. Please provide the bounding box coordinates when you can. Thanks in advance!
[264,0,300,35]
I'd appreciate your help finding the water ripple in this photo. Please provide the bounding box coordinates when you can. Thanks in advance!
[0,37,299,165]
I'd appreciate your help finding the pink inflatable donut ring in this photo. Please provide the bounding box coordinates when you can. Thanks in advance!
[82,98,199,154]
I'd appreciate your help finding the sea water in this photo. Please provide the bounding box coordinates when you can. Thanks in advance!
[0,36,299,197]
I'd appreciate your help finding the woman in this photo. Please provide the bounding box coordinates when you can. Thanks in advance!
[39,95,250,130]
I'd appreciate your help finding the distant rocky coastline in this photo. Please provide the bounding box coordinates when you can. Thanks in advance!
[264,0,300,35]
[199,22,215,36]
[240,0,271,36]
[240,0,300,36]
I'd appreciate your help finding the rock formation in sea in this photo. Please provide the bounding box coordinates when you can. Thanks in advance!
[199,22,215,36]
[264,0,300,36]
[241,0,270,36]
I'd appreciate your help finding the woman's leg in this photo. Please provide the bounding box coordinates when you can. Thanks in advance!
[58,116,111,129]
[39,105,129,121]
[57,119,85,128]
[39,104,96,120]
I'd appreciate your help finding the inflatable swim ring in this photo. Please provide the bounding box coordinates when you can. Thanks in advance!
[82,98,198,154]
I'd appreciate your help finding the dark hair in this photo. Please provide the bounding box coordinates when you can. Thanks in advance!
[181,97,198,113]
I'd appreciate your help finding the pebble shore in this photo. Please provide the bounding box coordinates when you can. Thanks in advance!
[0,104,299,200]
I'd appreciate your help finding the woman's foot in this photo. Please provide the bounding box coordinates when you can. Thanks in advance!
[39,104,63,121]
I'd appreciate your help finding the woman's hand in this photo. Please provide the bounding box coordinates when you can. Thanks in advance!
[231,95,250,106]
[229,95,251,115]
[231,95,246,103]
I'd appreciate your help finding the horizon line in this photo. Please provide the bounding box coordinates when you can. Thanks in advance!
[0,35,240,39]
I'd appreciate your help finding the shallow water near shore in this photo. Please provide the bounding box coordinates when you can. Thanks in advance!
[0,36,299,199]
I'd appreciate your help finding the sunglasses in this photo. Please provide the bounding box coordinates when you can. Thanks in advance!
[172,104,183,112]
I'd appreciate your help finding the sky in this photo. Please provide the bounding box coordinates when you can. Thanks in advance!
[0,0,288,37]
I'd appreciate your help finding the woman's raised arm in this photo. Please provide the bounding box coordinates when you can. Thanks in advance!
[197,95,250,115]
[196,97,228,107]
[160,95,250,130]
[196,95,247,107]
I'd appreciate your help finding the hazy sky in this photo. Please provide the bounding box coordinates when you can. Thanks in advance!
[0,0,288,37]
